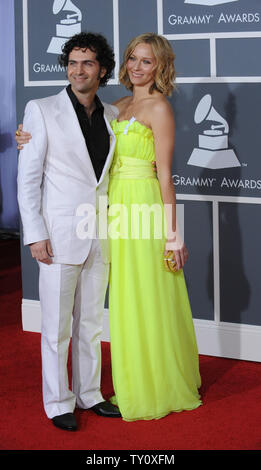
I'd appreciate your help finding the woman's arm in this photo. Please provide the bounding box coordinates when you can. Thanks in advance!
[150,99,188,270]
[112,95,131,114]
[15,124,32,149]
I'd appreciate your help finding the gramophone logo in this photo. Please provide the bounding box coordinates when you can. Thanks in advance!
[187,94,240,170]
[47,0,82,54]
[184,0,238,5]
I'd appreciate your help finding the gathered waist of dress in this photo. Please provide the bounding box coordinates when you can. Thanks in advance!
[110,156,156,180]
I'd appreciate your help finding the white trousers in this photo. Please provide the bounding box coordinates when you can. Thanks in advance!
[38,239,109,419]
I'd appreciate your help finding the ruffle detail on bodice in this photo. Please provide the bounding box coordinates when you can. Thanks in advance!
[110,119,155,162]
[111,119,154,139]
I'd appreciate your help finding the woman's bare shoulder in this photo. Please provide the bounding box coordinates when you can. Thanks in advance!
[151,95,173,114]
[147,96,174,129]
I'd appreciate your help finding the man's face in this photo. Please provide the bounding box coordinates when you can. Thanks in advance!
[67,47,106,94]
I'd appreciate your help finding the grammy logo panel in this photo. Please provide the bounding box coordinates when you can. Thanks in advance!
[22,0,116,86]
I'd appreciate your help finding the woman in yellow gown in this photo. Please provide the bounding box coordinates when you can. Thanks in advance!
[108,33,201,421]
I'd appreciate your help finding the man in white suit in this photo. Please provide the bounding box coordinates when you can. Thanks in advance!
[17,32,121,431]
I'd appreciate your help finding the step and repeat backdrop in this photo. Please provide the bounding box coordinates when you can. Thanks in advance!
[0,0,19,230]
[15,0,261,360]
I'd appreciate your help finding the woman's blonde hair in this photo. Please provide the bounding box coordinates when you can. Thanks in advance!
[119,33,176,96]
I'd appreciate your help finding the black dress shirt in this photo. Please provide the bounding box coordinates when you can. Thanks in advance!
[66,85,110,181]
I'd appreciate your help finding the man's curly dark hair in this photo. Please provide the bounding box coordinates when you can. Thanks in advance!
[59,32,115,87]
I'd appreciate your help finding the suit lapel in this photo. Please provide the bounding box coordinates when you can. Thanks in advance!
[54,89,97,183]
[54,89,117,186]
[97,114,116,186]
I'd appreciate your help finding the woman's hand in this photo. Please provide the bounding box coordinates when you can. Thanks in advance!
[164,236,189,271]
[15,124,32,150]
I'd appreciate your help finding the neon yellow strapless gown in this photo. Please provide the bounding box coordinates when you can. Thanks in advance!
[108,118,201,421]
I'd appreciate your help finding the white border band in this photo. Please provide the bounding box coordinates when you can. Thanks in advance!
[176,194,261,204]
[21,300,261,362]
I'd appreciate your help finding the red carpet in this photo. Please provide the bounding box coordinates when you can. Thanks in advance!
[1,238,261,453]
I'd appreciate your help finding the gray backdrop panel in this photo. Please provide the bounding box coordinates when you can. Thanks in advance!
[220,202,261,326]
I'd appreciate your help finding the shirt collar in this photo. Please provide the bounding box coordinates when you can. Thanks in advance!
[66,85,104,112]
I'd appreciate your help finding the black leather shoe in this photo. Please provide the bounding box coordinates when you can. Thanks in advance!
[52,412,77,431]
[90,401,121,418]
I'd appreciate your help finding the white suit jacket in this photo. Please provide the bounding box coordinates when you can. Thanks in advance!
[17,88,119,264]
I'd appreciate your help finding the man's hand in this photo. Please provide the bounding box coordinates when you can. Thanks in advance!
[29,239,53,265]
